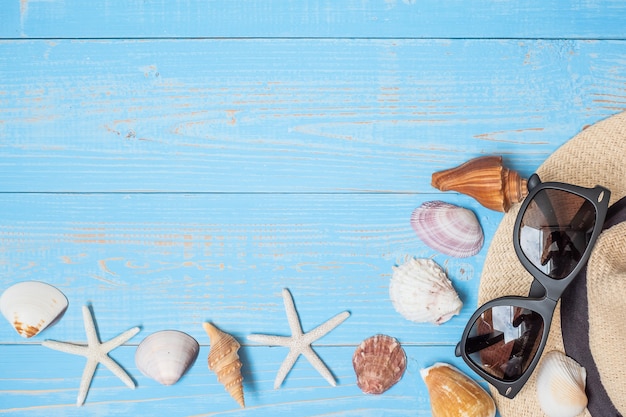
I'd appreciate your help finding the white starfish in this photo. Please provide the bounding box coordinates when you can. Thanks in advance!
[42,305,140,406]
[247,288,350,389]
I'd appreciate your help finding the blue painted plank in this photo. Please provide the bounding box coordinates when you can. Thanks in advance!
[2,0,626,39]
[0,344,498,416]
[1,39,624,192]
[0,193,503,345]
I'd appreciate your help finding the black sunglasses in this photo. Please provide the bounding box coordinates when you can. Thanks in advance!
[455,174,610,398]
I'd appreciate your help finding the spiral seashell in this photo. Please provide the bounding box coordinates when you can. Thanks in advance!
[431,155,528,212]
[411,201,483,258]
[0,281,68,338]
[203,322,245,408]
[421,362,496,417]
[135,330,200,386]
[353,334,406,395]
[535,351,588,417]
[389,258,462,325]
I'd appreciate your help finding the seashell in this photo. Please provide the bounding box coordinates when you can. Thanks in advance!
[535,351,588,417]
[203,322,245,408]
[411,201,483,258]
[389,258,462,325]
[352,334,406,395]
[135,330,199,386]
[0,281,68,338]
[431,155,528,212]
[421,362,496,417]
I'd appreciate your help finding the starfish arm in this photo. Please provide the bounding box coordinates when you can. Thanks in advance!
[247,334,292,346]
[76,358,98,406]
[301,346,336,386]
[281,288,304,336]
[100,356,136,389]
[249,290,349,389]
[273,348,300,389]
[82,306,101,347]
[101,327,140,353]
[42,340,90,357]
[303,310,350,344]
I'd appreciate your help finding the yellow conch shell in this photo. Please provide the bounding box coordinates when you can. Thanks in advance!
[421,362,496,417]
[203,322,245,408]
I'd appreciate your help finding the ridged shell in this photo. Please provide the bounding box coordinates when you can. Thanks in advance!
[536,351,588,417]
[411,201,484,258]
[421,362,496,417]
[0,281,68,338]
[203,322,245,408]
[352,334,407,395]
[135,330,200,386]
[389,258,462,325]
[431,155,528,212]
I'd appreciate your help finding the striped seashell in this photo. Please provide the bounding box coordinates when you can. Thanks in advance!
[410,201,484,258]
[536,351,587,417]
[203,322,245,408]
[431,155,528,213]
[353,334,407,395]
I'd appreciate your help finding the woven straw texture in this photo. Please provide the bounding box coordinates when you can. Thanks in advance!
[479,111,626,417]
[587,222,626,412]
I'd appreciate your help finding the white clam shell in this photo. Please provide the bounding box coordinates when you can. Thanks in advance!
[135,330,200,386]
[411,201,484,258]
[389,258,463,325]
[0,281,68,338]
[536,351,588,417]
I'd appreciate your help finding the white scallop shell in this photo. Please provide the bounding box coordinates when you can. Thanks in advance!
[411,201,484,258]
[536,351,588,417]
[0,281,68,338]
[389,258,463,325]
[135,330,200,386]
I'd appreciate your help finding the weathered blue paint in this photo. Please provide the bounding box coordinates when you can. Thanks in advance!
[1,39,624,192]
[3,0,626,39]
[1,1,625,416]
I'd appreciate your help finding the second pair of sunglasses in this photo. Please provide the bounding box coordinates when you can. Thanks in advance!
[455,174,610,398]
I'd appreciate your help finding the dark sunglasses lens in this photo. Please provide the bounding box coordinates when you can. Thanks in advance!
[464,305,544,381]
[519,188,596,279]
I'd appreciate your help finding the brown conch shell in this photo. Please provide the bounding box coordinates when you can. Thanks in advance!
[420,362,496,417]
[203,322,245,408]
[431,155,528,212]
[352,334,407,395]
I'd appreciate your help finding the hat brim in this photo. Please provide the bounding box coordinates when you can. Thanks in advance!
[478,111,626,417]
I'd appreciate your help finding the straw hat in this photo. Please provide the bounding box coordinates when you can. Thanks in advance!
[479,111,626,417]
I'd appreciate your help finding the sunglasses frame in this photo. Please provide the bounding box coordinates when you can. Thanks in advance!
[455,174,610,399]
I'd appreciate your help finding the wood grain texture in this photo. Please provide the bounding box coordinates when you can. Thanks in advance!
[0,344,476,416]
[0,192,502,415]
[1,39,625,192]
[0,193,502,344]
[3,0,626,39]
[2,1,626,416]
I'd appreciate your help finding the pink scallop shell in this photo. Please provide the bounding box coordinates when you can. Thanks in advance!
[352,334,406,395]
[411,201,483,258]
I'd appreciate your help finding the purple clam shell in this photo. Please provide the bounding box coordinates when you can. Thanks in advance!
[411,201,483,258]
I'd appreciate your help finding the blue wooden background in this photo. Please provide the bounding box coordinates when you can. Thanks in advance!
[1,2,625,416]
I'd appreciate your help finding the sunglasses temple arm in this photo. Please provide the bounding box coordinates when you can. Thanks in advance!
[528,279,546,298]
